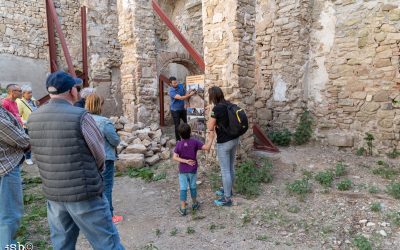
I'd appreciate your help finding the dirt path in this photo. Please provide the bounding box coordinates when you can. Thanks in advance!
[70,144,400,250]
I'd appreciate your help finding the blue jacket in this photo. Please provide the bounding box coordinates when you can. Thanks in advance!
[92,115,120,161]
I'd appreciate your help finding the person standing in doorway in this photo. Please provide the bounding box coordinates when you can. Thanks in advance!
[27,71,124,250]
[17,85,38,165]
[2,84,23,125]
[168,76,195,141]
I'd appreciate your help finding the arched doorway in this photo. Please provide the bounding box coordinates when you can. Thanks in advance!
[157,52,203,126]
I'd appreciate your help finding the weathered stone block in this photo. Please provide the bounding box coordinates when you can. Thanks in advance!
[145,154,160,166]
[373,91,389,102]
[116,154,145,171]
[160,149,171,160]
[125,144,147,154]
[361,102,380,112]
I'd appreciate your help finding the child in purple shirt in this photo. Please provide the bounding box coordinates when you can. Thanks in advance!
[173,123,213,216]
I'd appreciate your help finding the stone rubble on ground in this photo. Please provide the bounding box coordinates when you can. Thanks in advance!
[111,116,174,171]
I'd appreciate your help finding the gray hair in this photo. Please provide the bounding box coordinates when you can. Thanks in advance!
[80,87,96,98]
[21,85,32,93]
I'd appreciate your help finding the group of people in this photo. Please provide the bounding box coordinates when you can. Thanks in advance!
[169,77,241,214]
[1,71,124,249]
[0,72,242,249]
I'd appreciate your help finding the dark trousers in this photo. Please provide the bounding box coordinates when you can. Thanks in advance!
[171,110,187,141]
[24,128,31,160]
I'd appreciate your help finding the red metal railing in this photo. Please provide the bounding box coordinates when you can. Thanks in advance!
[152,0,205,72]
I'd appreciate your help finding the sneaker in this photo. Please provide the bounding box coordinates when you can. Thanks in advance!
[112,215,123,224]
[192,202,200,211]
[215,188,224,197]
[178,207,187,216]
[214,197,232,207]
[25,159,34,165]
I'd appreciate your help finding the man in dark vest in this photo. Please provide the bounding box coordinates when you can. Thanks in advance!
[28,71,125,250]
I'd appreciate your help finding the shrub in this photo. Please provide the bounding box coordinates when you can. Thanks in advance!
[335,162,347,177]
[293,110,313,145]
[368,186,380,194]
[315,170,335,188]
[287,178,311,198]
[127,167,154,182]
[235,160,273,198]
[353,235,372,250]
[370,202,381,212]
[372,166,398,180]
[356,147,366,156]
[387,182,400,199]
[268,128,292,146]
[364,133,374,156]
[337,179,352,191]
[387,149,400,159]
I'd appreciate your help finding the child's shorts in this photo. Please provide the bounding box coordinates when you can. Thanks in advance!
[179,173,197,191]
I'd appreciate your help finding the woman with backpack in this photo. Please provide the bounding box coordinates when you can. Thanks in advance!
[207,86,248,206]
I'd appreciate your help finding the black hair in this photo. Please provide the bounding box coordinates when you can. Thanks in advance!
[169,76,177,81]
[178,123,191,140]
[208,86,226,105]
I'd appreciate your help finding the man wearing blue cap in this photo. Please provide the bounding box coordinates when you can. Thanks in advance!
[27,71,124,250]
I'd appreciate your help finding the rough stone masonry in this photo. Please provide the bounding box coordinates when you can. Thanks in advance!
[1,0,399,153]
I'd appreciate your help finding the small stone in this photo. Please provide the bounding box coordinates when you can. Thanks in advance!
[151,146,162,153]
[142,139,151,147]
[123,123,135,133]
[167,139,177,148]
[115,154,145,171]
[145,154,160,166]
[109,116,118,124]
[379,230,387,237]
[151,129,162,140]
[144,150,154,157]
[125,144,147,154]
[160,150,170,160]
[160,137,167,146]
[119,116,129,125]
[150,123,159,131]
[366,94,373,102]
[115,123,124,130]
[359,219,368,225]
[367,222,376,227]
[133,138,141,144]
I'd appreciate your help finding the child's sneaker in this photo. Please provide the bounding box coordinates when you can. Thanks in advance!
[179,207,187,216]
[192,202,200,211]
[214,197,232,207]
[215,188,224,197]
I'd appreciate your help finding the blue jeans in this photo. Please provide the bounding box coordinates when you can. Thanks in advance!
[47,194,124,250]
[24,129,31,160]
[0,165,23,250]
[217,138,239,198]
[179,173,197,201]
[103,160,115,216]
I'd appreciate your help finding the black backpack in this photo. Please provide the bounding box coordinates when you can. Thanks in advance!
[221,102,249,138]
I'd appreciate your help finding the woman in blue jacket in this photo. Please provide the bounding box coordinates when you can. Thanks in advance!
[85,94,123,224]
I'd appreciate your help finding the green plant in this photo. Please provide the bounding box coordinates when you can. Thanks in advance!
[370,202,381,212]
[315,170,334,188]
[256,235,270,241]
[287,205,300,213]
[293,110,314,145]
[153,172,167,181]
[235,160,273,198]
[170,227,178,236]
[356,147,366,156]
[353,235,372,250]
[155,229,161,237]
[368,186,380,194]
[186,227,195,234]
[386,211,400,227]
[302,170,313,179]
[372,166,398,180]
[127,167,154,182]
[268,128,292,146]
[287,178,311,199]
[335,162,347,177]
[364,133,374,156]
[387,149,400,159]
[241,209,252,225]
[337,179,352,191]
[387,182,400,199]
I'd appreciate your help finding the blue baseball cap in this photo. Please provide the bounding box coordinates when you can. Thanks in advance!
[46,71,83,94]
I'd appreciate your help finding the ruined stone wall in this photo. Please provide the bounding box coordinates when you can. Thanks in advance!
[308,1,400,152]
[255,0,400,152]
[117,0,158,125]
[255,0,312,129]
[82,0,122,116]
[203,0,256,154]
[0,0,82,98]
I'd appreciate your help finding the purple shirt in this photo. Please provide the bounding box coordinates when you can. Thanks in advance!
[174,138,204,173]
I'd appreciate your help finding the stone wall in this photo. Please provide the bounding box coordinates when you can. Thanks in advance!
[0,0,82,98]
[202,0,256,154]
[308,1,400,152]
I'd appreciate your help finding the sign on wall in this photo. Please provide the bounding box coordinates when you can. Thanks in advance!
[186,75,206,143]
